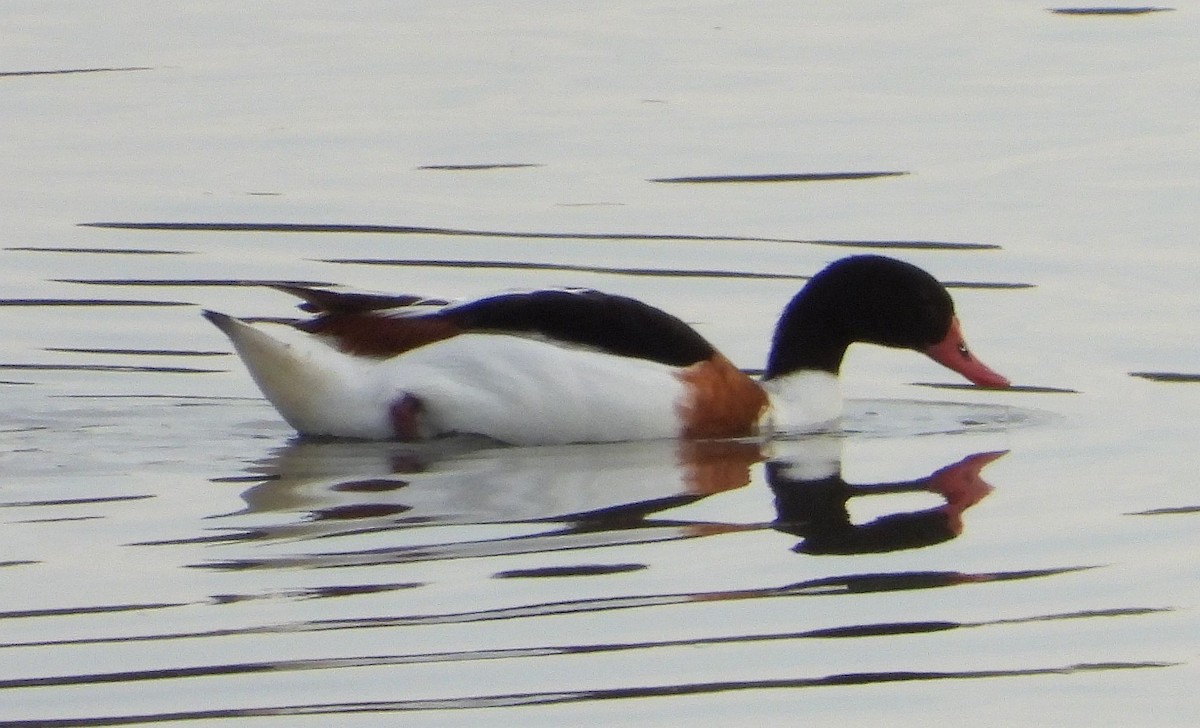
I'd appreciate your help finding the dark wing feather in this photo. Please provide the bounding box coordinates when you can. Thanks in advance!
[446,289,716,367]
[272,285,448,314]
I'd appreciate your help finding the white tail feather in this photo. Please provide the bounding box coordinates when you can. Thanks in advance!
[204,311,393,438]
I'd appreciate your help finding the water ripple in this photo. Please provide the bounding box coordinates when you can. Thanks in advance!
[80,221,1000,250]
[0,661,1172,726]
[0,607,1163,689]
[0,566,1093,651]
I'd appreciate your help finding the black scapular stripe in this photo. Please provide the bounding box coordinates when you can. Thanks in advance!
[448,289,716,368]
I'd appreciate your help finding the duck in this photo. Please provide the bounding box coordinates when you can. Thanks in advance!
[203,255,1009,445]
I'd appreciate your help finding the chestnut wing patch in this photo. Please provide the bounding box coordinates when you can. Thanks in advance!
[447,289,716,367]
[295,313,461,358]
[275,285,458,358]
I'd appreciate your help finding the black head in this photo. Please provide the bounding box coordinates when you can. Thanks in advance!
[764,256,956,379]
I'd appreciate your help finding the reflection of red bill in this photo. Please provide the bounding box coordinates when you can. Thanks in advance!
[930,449,1008,534]
[922,317,1010,388]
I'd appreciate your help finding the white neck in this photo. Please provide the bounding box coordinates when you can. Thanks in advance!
[761,370,842,436]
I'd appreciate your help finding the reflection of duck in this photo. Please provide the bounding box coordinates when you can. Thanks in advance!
[204,438,765,568]
[233,437,765,531]
[768,444,1004,555]
[217,434,1001,564]
[203,255,1009,444]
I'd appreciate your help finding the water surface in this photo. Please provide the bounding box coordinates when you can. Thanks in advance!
[2,2,1197,726]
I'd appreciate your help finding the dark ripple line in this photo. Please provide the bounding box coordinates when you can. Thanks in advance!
[209,581,424,606]
[0,363,223,374]
[0,602,184,620]
[317,258,1031,288]
[0,495,154,510]
[50,394,257,401]
[54,278,333,288]
[44,348,227,357]
[1051,7,1174,15]
[79,221,999,250]
[418,163,543,171]
[1130,371,1200,383]
[913,382,1077,393]
[1129,505,1200,516]
[5,247,189,255]
[0,662,1172,726]
[0,66,152,78]
[0,299,189,307]
[650,171,909,183]
[494,563,647,579]
[17,516,104,524]
[0,607,1161,690]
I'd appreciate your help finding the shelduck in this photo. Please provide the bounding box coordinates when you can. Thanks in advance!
[204,255,1009,444]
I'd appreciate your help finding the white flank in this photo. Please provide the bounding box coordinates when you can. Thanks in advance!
[761,370,843,436]
[210,315,686,444]
[380,333,685,444]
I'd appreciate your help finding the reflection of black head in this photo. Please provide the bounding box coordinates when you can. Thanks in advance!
[766,460,851,532]
[790,511,958,556]
[766,458,957,556]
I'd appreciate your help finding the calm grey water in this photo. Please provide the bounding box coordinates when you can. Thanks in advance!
[2,3,1198,726]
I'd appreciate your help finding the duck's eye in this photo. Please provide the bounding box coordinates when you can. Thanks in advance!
[957,341,971,359]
